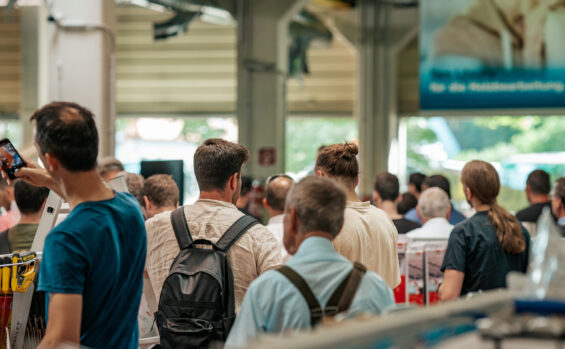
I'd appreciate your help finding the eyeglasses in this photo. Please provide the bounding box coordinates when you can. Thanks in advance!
[266,173,294,185]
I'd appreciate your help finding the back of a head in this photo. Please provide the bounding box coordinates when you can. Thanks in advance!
[31,102,99,172]
[409,172,426,193]
[194,138,249,192]
[553,178,565,211]
[14,180,49,215]
[398,192,418,215]
[125,173,145,207]
[374,172,399,201]
[526,169,550,195]
[423,175,452,199]
[461,160,525,254]
[266,176,294,212]
[418,187,450,220]
[144,174,179,208]
[98,157,125,179]
[240,175,253,196]
[286,176,346,238]
[315,142,359,185]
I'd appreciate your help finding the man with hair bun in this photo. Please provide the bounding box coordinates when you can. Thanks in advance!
[406,187,453,240]
[315,142,400,289]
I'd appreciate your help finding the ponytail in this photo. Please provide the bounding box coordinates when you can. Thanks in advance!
[488,202,525,254]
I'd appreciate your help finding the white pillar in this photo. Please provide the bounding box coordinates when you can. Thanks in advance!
[237,0,307,179]
[357,0,392,196]
[20,5,49,148]
[48,0,116,157]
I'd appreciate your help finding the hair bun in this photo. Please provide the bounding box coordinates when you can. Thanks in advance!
[341,142,359,158]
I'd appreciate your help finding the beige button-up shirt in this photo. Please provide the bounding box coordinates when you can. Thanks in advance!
[332,201,401,289]
[145,199,283,311]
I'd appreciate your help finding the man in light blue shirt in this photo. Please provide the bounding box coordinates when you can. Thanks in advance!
[225,176,395,348]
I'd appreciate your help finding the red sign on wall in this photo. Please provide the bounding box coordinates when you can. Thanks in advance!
[258,147,276,166]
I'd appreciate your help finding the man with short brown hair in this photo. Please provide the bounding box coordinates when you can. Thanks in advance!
[142,174,179,219]
[145,138,283,305]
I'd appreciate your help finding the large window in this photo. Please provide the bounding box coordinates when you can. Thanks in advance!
[0,119,22,148]
[115,116,237,204]
[285,116,358,177]
[402,115,565,213]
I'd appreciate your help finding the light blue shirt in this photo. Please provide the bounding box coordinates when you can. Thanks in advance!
[225,236,395,348]
[558,216,565,226]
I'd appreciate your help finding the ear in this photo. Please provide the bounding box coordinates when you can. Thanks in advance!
[372,190,379,204]
[354,176,359,188]
[262,198,269,210]
[316,169,327,177]
[175,201,179,208]
[143,196,152,210]
[395,194,402,204]
[229,172,239,191]
[446,204,452,220]
[44,152,59,172]
[416,205,422,221]
[465,187,472,201]
[288,207,298,233]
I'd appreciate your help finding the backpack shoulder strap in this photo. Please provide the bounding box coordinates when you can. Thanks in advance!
[277,265,323,327]
[170,207,193,250]
[325,262,367,315]
[216,214,258,252]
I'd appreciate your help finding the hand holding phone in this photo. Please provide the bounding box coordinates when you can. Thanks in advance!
[0,139,26,180]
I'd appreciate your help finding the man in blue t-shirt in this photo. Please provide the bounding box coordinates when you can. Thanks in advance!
[13,102,146,348]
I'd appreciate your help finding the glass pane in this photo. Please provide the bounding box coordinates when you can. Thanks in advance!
[402,115,565,213]
[0,119,22,148]
[115,116,237,205]
[285,116,358,177]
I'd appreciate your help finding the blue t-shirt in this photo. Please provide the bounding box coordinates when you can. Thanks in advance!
[38,192,147,349]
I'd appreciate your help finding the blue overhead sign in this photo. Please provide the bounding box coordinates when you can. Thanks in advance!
[420,0,565,110]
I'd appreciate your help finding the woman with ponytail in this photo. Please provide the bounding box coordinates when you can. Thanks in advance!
[439,160,530,301]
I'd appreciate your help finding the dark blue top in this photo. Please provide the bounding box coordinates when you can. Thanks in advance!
[404,203,467,225]
[38,192,147,349]
[441,211,530,295]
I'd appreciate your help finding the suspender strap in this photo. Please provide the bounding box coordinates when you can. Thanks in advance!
[170,207,193,250]
[326,262,368,315]
[216,215,258,252]
[276,266,323,326]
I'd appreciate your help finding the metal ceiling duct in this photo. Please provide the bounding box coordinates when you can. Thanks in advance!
[120,0,334,77]
[147,0,234,40]
[289,10,333,77]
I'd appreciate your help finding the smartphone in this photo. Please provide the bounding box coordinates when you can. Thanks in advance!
[0,139,26,180]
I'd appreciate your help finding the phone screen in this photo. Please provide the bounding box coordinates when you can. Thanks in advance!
[0,139,26,180]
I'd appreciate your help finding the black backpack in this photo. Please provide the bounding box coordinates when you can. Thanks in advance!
[277,262,367,327]
[155,207,258,349]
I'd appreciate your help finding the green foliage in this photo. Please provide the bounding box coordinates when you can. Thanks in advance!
[285,117,357,174]
[511,117,565,153]
[182,119,226,143]
[405,117,438,173]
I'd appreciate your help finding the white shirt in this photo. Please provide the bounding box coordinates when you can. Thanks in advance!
[406,217,453,240]
[266,214,290,262]
[332,201,400,289]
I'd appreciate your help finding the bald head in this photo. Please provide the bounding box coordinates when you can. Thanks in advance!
[265,176,294,215]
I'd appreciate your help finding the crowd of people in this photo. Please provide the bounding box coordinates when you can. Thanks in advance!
[0,101,563,348]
